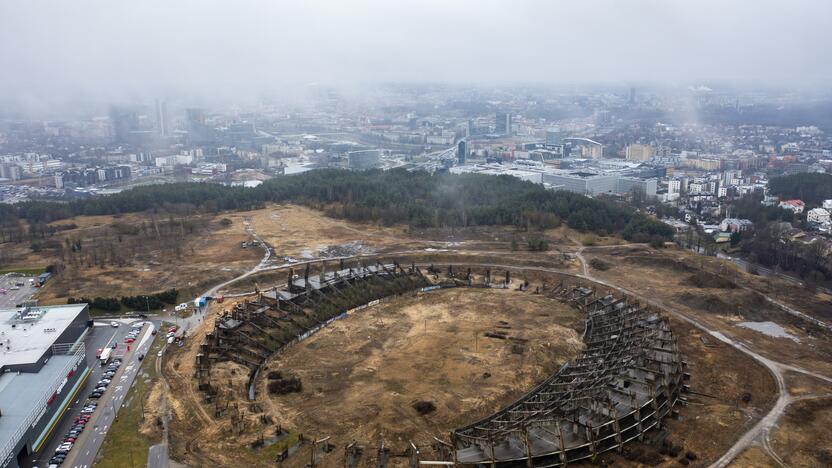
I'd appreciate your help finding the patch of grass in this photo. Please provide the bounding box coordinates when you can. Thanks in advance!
[0,266,45,275]
[254,431,300,463]
[589,258,611,271]
[95,332,165,468]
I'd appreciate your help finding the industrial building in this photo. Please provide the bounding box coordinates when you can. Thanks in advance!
[451,162,658,197]
[347,150,381,170]
[0,304,91,468]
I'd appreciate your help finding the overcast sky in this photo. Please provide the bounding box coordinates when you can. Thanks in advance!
[1,0,830,109]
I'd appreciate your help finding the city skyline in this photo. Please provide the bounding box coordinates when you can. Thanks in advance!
[1,0,831,114]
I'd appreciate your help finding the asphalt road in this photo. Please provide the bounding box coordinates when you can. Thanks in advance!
[34,320,157,468]
[32,323,121,467]
[147,443,168,468]
[0,274,37,309]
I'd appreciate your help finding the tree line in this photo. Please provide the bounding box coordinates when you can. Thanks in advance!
[1,168,674,241]
[768,173,832,206]
[67,288,179,312]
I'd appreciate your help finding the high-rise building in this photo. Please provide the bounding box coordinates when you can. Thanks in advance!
[625,144,655,161]
[495,112,512,135]
[186,108,206,125]
[628,87,636,105]
[594,110,612,125]
[457,139,468,165]
[186,108,212,144]
[545,127,561,146]
[155,100,169,137]
[110,106,140,143]
[0,163,22,181]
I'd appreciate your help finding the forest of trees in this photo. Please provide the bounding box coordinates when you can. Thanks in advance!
[725,192,831,287]
[768,173,832,206]
[1,168,674,242]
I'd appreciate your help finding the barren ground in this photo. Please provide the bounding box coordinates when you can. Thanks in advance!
[263,288,583,462]
[164,287,584,467]
[4,211,262,305]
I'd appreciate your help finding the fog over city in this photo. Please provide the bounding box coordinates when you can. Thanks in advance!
[4,2,832,468]
[2,0,831,112]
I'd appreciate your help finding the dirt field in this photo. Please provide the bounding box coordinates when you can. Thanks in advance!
[17,203,825,466]
[0,211,262,305]
[4,203,578,307]
[262,288,583,462]
[233,204,418,260]
[162,287,583,467]
[582,245,832,378]
[232,204,571,262]
[770,396,832,466]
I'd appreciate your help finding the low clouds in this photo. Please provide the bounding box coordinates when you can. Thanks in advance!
[1,0,830,109]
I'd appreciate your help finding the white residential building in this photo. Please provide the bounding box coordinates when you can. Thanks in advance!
[823,199,832,210]
[689,182,707,193]
[807,208,831,224]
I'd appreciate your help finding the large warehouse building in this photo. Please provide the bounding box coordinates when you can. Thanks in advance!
[0,304,91,468]
[451,162,658,197]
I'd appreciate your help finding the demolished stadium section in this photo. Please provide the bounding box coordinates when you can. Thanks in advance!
[449,284,686,467]
[190,261,685,466]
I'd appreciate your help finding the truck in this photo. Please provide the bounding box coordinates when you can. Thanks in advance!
[99,347,113,365]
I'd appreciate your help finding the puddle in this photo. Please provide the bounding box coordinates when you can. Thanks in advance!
[737,321,800,342]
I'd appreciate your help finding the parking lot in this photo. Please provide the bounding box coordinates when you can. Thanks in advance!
[33,320,159,468]
[0,274,38,309]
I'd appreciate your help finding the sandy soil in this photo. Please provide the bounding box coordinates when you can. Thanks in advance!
[163,287,583,467]
[233,204,415,259]
[261,287,584,464]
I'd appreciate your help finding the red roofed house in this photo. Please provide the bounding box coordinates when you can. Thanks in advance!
[778,199,805,214]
